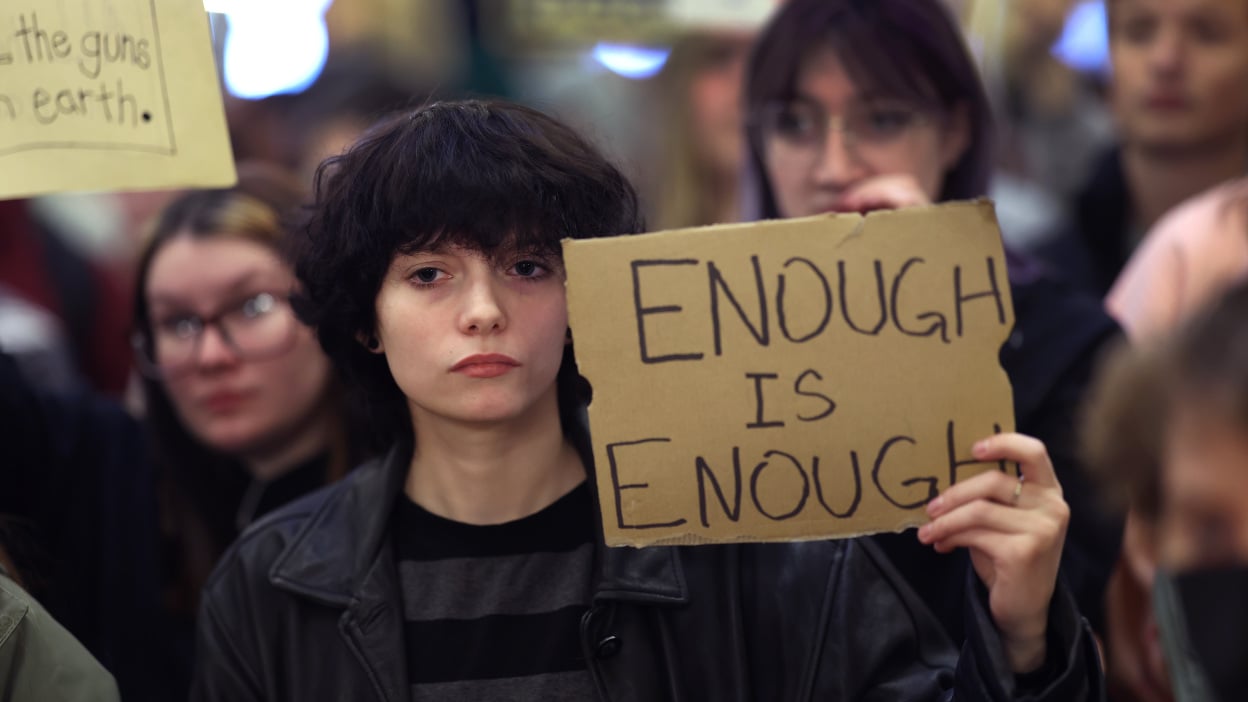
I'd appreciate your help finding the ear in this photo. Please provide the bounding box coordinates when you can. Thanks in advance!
[939,102,972,173]
[357,331,384,354]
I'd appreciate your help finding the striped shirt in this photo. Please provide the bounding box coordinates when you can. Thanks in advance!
[392,482,597,701]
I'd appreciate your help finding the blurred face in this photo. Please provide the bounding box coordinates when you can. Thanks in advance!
[1161,404,1248,571]
[689,35,753,178]
[1006,0,1079,65]
[372,245,569,431]
[145,235,333,459]
[1109,0,1248,153]
[759,46,970,217]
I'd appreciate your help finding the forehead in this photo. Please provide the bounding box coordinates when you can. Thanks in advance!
[793,46,881,106]
[1111,0,1248,21]
[146,234,288,299]
[1165,407,1248,501]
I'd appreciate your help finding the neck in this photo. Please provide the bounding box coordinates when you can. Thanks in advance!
[242,403,335,482]
[1123,135,1248,231]
[404,389,586,525]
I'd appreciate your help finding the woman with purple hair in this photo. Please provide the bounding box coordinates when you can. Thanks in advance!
[741,0,1121,673]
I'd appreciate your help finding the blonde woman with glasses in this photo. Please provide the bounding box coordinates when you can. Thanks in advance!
[0,163,363,702]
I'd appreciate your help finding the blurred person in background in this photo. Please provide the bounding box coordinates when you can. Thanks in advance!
[742,0,1123,644]
[1107,177,1248,340]
[964,0,1116,249]
[0,199,132,397]
[642,31,754,230]
[1084,280,1248,702]
[1088,175,1248,702]
[1034,0,1248,297]
[0,164,364,701]
[285,48,426,184]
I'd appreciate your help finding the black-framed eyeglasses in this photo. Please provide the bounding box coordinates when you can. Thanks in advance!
[133,291,299,380]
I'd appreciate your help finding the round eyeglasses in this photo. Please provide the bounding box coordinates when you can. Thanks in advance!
[133,291,300,380]
[755,97,931,165]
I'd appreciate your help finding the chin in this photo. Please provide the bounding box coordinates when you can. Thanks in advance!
[192,418,267,456]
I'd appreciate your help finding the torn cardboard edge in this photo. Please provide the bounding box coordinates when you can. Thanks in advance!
[563,199,1017,548]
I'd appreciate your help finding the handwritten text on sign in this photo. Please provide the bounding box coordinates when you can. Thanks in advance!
[564,201,1017,547]
[0,0,234,199]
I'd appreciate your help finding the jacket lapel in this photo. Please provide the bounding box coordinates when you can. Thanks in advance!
[339,549,408,702]
[270,443,413,701]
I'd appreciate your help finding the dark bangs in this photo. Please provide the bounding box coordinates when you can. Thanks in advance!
[295,99,643,449]
[345,101,638,258]
[744,0,994,216]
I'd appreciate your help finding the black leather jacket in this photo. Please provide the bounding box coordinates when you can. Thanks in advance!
[191,446,1104,701]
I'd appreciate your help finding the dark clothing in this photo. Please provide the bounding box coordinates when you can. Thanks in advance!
[192,443,1105,702]
[0,349,167,702]
[1033,147,1133,298]
[0,350,335,701]
[873,267,1123,640]
[393,483,596,700]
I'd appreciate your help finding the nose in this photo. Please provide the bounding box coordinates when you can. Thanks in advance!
[460,277,507,335]
[194,324,241,369]
[1149,25,1186,76]
[811,126,865,192]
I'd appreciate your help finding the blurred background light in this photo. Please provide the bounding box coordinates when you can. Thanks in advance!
[592,43,671,80]
[209,0,334,99]
[1051,1,1109,74]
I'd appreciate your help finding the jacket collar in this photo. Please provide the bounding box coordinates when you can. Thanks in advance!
[268,439,690,606]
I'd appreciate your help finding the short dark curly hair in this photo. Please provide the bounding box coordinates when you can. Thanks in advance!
[292,99,644,449]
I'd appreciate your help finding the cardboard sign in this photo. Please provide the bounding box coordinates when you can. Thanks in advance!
[564,200,1017,547]
[0,0,234,199]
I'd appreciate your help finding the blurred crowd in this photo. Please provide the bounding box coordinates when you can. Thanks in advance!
[1,0,1247,700]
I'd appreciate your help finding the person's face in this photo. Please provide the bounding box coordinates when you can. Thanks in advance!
[760,46,969,218]
[1160,404,1248,571]
[1109,0,1248,153]
[145,234,333,457]
[689,35,753,178]
[371,245,569,431]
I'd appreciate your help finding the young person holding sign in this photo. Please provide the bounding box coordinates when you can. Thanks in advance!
[742,0,1122,645]
[189,99,1102,701]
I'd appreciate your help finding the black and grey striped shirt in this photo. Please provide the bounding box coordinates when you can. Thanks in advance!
[392,482,597,701]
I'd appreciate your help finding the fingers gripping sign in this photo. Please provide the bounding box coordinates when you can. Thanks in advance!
[917,432,1070,673]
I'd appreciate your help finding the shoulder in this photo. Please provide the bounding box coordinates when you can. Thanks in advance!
[202,459,388,608]
[0,574,121,701]
[1110,179,1248,339]
[1153,179,1248,243]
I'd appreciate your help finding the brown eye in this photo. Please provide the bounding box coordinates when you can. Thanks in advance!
[855,106,919,141]
[158,315,202,340]
[765,101,822,144]
[1118,15,1157,44]
[413,268,442,284]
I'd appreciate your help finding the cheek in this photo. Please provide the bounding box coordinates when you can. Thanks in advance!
[242,336,333,426]
[529,298,570,372]
[1203,57,1248,110]
[273,335,333,399]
